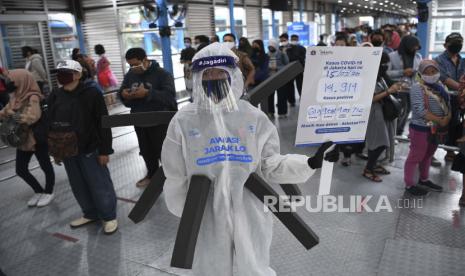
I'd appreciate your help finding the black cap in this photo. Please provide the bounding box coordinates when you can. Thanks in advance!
[445,32,463,43]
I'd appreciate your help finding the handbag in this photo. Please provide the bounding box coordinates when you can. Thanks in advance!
[382,94,402,121]
[47,130,78,162]
[0,116,29,147]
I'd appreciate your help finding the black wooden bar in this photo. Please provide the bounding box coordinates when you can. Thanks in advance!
[101,111,177,128]
[128,167,166,223]
[171,175,212,269]
[245,173,319,250]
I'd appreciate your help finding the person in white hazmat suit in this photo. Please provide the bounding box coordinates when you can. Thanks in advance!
[161,42,339,276]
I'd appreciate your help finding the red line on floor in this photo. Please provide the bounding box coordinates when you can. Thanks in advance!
[117,197,137,204]
[52,232,79,243]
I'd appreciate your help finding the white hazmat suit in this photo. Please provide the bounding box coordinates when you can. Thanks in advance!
[161,43,316,275]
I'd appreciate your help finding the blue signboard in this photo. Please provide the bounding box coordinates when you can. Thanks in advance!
[287,22,317,46]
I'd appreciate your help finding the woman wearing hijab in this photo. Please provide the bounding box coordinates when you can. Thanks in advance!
[387,35,422,138]
[238,37,253,57]
[0,69,55,206]
[404,60,451,196]
[363,53,402,182]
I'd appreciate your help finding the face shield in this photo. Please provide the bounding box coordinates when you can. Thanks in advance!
[191,44,244,113]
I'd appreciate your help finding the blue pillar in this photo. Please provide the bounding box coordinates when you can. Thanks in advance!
[229,0,235,36]
[272,10,277,37]
[75,19,86,54]
[417,0,432,58]
[157,0,173,74]
[299,0,304,22]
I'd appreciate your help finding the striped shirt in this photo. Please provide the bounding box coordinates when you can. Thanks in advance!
[410,83,451,128]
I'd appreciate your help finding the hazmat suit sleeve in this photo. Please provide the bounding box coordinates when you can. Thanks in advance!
[259,118,315,184]
[161,117,189,217]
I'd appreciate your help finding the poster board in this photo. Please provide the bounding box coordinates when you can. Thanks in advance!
[295,46,383,146]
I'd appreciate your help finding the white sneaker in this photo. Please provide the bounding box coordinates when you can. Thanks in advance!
[37,193,54,207]
[27,193,43,207]
[70,217,97,228]
[103,219,118,235]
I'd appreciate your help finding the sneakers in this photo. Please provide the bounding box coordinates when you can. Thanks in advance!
[70,217,117,235]
[136,177,151,188]
[70,217,97,228]
[27,193,43,207]
[418,180,443,192]
[405,185,429,196]
[103,220,118,235]
[430,157,441,167]
[37,193,54,207]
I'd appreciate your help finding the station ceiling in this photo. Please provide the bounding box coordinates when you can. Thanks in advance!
[323,0,418,17]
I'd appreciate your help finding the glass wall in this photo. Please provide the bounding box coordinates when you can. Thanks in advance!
[48,13,79,62]
[429,0,465,57]
[262,9,283,46]
[118,6,186,94]
[214,6,247,40]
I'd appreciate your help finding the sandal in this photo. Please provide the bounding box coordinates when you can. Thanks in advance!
[373,165,391,175]
[362,169,382,182]
[459,197,465,207]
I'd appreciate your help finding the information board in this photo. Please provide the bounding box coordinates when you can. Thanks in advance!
[295,47,383,146]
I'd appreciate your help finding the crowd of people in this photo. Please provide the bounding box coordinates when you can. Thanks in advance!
[0,22,465,239]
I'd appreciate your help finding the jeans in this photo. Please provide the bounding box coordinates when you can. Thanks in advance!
[404,127,438,187]
[63,152,117,221]
[16,143,55,194]
[135,124,168,179]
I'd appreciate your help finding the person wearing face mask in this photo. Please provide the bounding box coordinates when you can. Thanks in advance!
[250,40,269,92]
[222,33,255,90]
[0,67,9,109]
[434,32,465,162]
[194,35,210,52]
[404,60,451,196]
[118,48,177,188]
[180,37,196,101]
[363,53,402,182]
[266,38,289,118]
[47,60,117,233]
[288,34,306,97]
[370,30,387,51]
[160,42,339,276]
[0,69,55,207]
[387,35,422,139]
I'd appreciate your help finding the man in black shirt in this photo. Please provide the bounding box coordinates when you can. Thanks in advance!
[180,37,196,100]
[119,48,177,188]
